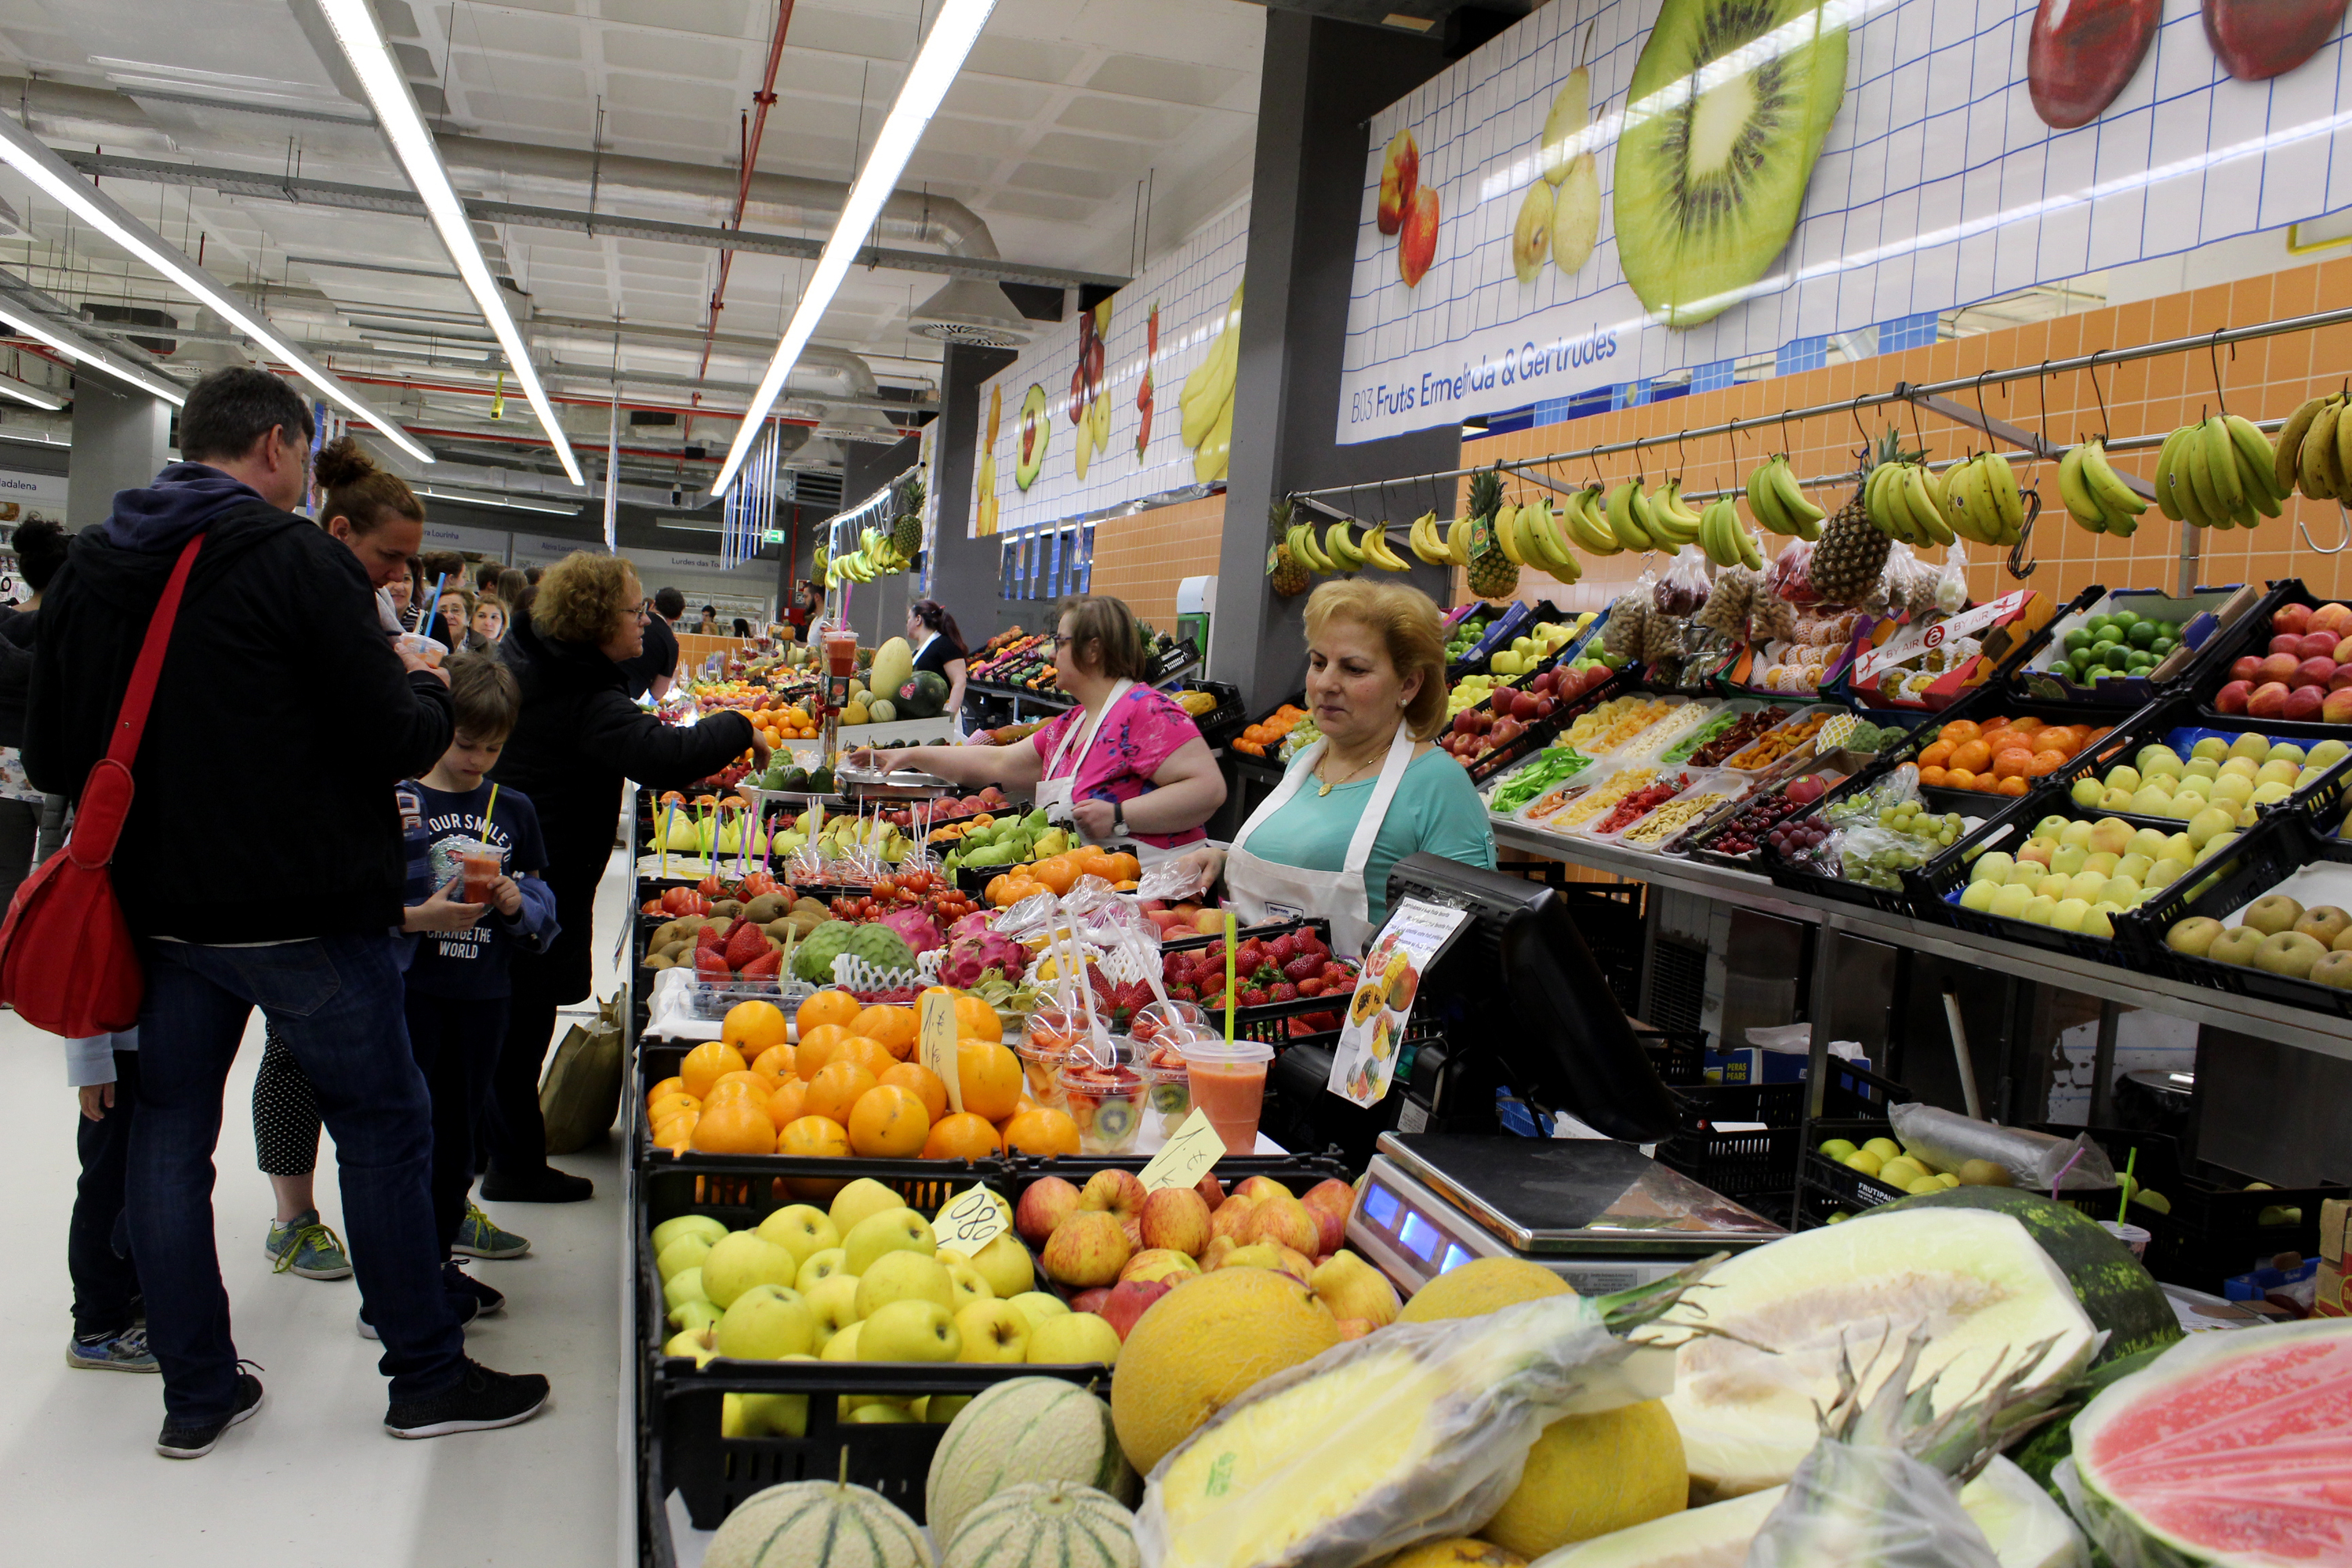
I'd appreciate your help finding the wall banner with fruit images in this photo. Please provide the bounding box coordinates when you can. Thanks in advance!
[970,199,1250,538]
[1333,0,2352,445]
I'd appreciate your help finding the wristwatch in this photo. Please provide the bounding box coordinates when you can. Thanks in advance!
[1112,802,1128,837]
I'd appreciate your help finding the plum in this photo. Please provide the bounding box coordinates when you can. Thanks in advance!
[2029,0,2160,129]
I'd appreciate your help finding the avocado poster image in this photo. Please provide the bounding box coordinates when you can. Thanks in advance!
[1335,0,2352,445]
[971,198,1250,538]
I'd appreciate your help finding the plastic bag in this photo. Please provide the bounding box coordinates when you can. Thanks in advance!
[1656,546,1711,615]
[1697,565,1759,639]
[1137,857,1212,904]
[1935,540,1970,614]
[1887,1105,2119,1193]
[1134,1286,1690,1568]
[1747,1443,2005,1568]
[1770,539,1820,605]
[1604,580,1655,657]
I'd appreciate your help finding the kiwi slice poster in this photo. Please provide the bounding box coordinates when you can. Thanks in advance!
[1334,0,2352,446]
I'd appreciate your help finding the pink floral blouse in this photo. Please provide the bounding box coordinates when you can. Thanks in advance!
[1029,685,1207,848]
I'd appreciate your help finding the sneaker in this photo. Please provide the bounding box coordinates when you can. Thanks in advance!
[479,1166,593,1204]
[67,1324,158,1374]
[383,1358,551,1439]
[156,1369,264,1459]
[358,1290,480,1341]
[452,1203,532,1260]
[442,1261,506,1316]
[266,1210,354,1280]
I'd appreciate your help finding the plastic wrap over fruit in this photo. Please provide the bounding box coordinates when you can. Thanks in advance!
[1654,546,1712,615]
[1747,1442,2005,1568]
[1887,1105,2116,1195]
[1771,538,1822,606]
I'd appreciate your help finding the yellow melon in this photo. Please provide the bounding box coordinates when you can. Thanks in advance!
[1389,1542,1526,1568]
[1397,1258,1573,1323]
[1477,1399,1686,1557]
[1109,1268,1339,1475]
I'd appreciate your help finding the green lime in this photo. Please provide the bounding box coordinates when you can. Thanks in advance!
[2071,647,2096,671]
[2085,615,2115,636]
[2158,620,2182,641]
[2128,621,2159,648]
[2063,629,2092,654]
[2150,636,2178,659]
[2128,650,2158,670]
[2111,610,2140,630]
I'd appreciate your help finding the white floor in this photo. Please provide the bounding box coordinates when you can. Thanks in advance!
[0,848,639,1567]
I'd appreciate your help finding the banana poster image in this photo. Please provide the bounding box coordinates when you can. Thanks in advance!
[971,200,1249,538]
[1336,0,2352,445]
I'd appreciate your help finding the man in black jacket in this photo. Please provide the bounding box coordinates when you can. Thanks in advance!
[26,368,550,1458]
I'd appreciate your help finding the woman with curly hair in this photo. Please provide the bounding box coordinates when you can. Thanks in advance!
[481,552,768,1200]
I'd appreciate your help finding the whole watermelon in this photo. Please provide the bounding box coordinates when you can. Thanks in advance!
[898,670,950,719]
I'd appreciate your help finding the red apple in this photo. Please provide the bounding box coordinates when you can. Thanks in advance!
[2287,684,2327,722]
[2260,652,2303,685]
[1138,1186,1213,1257]
[1398,184,1440,288]
[1069,1287,1111,1315]
[2274,603,2314,636]
[1016,1176,1082,1246]
[1376,128,1418,237]
[1078,1167,1146,1222]
[2230,655,2264,683]
[2216,679,2253,714]
[1195,1174,1225,1211]
[2332,667,2352,693]
[1097,1279,1171,1341]
[2325,688,2352,724]
[2297,657,2338,690]
[2300,631,2341,659]
[2312,603,2352,636]
[2249,681,2292,719]
[2271,633,2306,658]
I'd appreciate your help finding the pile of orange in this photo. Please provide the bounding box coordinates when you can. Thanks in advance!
[1232,703,1309,758]
[985,844,1144,906]
[647,989,1078,1161]
[749,702,819,746]
[1913,715,2114,797]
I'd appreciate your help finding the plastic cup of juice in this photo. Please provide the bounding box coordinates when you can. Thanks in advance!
[1013,1034,1069,1111]
[394,631,445,669]
[824,631,858,677]
[2096,1220,2151,1260]
[448,837,502,902]
[1177,1037,1273,1153]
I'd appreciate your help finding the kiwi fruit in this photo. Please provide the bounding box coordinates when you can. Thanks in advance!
[1612,0,1849,326]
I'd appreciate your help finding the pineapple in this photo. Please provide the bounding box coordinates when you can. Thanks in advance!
[1465,466,1519,601]
[1808,426,1907,604]
[1265,499,1308,597]
[890,474,924,561]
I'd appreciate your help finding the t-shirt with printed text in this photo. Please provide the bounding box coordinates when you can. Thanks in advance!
[397,779,561,998]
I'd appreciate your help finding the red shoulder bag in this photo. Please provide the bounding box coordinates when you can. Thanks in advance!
[0,534,204,1036]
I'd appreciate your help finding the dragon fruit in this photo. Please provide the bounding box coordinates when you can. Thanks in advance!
[948,910,997,943]
[940,930,1025,989]
[876,906,943,956]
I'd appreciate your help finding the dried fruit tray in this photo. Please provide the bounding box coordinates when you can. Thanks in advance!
[1719,703,1847,775]
[1589,771,1755,855]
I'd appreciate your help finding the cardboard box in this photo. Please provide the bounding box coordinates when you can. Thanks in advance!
[2317,1198,2348,1319]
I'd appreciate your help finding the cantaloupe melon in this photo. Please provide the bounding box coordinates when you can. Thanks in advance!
[704,1480,932,1568]
[1660,1210,2099,1501]
[1109,1268,1340,1475]
[942,1482,1138,1568]
[926,1377,1135,1547]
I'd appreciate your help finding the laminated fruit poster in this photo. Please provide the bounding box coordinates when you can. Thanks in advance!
[1327,899,1471,1106]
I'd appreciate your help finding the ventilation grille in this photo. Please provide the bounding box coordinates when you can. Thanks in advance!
[908,320,1025,347]
[785,467,843,511]
[1647,936,1708,1037]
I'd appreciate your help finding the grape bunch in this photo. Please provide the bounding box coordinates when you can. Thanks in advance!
[1766,815,1833,862]
[1832,798,1966,891]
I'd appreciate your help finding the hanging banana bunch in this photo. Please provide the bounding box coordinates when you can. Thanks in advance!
[1861,458,1958,546]
[2154,414,2282,528]
[1697,494,1763,569]
[2054,438,2151,536]
[1743,456,1825,540]
[1944,452,2027,546]
[2267,394,2345,503]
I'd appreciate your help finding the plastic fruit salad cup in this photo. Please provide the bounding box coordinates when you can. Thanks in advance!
[1060,1034,1148,1153]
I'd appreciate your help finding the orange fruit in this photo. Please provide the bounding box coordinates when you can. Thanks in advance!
[1944,768,1976,791]
[750,1044,797,1083]
[1938,720,1981,742]
[1972,771,2001,792]
[922,1111,1002,1160]
[1947,739,1992,775]
[1108,852,1141,883]
[805,1061,879,1125]
[848,1084,931,1157]
[1997,775,2030,796]
[2031,726,2078,755]
[851,1006,917,1057]
[1918,765,1949,788]
[654,1115,695,1153]
[797,989,861,1035]
[2027,750,2066,777]
[1991,747,2034,781]
[1032,856,1079,895]
[796,1024,851,1080]
[779,1114,851,1160]
[723,1000,789,1056]
[879,1062,949,1122]
[680,1040,747,1099]
[956,1038,1022,1122]
[1918,740,1954,769]
[763,1077,808,1131]
[648,1076,688,1104]
[690,1098,776,1155]
[953,993,1003,1043]
[2006,716,2045,736]
[706,1070,773,1106]
[1075,846,1117,881]
[648,1093,699,1127]
[837,1036,898,1081]
[999,1107,1081,1157]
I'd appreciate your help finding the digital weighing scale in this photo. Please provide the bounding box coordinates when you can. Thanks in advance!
[1348,1132,1785,1297]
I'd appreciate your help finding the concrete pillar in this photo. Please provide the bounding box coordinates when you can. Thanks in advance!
[68,377,172,533]
[928,343,1019,643]
[1210,12,1465,714]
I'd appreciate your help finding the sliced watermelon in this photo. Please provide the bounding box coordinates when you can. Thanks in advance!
[2070,1319,2352,1565]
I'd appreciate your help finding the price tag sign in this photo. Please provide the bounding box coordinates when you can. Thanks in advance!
[931,1185,1008,1256]
[1137,1107,1227,1192]
[919,989,963,1113]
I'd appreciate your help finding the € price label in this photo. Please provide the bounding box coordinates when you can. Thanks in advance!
[1137,1107,1227,1192]
[932,1185,1008,1256]
[919,989,964,1113]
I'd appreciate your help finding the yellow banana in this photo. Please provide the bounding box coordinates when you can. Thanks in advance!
[1766,458,1825,526]
[2274,396,2328,497]
[2152,425,2192,522]
[1606,482,1653,550]
[1746,463,1790,535]
[1492,504,1527,566]
[2299,401,2341,502]
[1563,488,1621,554]
[1445,514,1472,567]
[1902,463,1955,545]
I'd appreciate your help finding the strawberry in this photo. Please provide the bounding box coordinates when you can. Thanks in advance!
[1295,930,1327,956]
[724,920,768,970]
[1299,977,1325,996]
[695,924,725,949]
[1305,1011,1341,1032]
[1240,986,1269,1007]
[1283,953,1322,982]
[1169,984,1197,1003]
[1236,940,1267,971]
[738,947,783,979]
[1269,934,1298,964]
[1114,980,1151,1014]
[694,948,732,979]
[1321,961,1351,983]
[1270,982,1299,1003]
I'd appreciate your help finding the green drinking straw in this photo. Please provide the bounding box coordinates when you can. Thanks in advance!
[1225,909,1236,1045]
[2118,1147,2137,1222]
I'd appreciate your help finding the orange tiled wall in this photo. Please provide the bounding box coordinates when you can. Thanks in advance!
[1088,495,1227,625]
[1457,255,2352,612]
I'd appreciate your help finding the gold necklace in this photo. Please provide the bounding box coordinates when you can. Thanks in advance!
[1316,749,1381,797]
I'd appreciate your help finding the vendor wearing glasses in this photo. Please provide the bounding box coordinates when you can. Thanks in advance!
[846,593,1225,861]
[1167,580,1494,956]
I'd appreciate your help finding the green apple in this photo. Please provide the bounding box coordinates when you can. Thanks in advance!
[828,1178,907,1240]
[955,1300,1033,1363]
[716,1283,818,1360]
[943,1254,994,1314]
[861,1298,962,1363]
[1009,1291,1072,1331]
[1971,851,2015,884]
[2190,736,2229,762]
[2051,844,2090,877]
[2183,756,2220,782]
[922,1394,972,1424]
[804,1274,861,1345]
[843,1207,936,1275]
[2083,851,2120,877]
[2060,819,2097,848]
[2128,828,2170,859]
[2037,873,2072,902]
[2138,746,2183,777]
[796,1247,849,1294]
[663,1327,716,1363]
[2022,895,2059,925]
[1026,1311,1121,1367]
[2082,904,2117,938]
[844,1402,918,1424]
[1817,1138,1858,1160]
[2207,926,2266,966]
[2271,741,2306,764]
[819,1320,863,1361]
[2172,773,2212,800]
[724,1386,808,1438]
[2129,787,2175,817]
[2100,787,2137,811]
[2220,755,2261,782]
[2310,738,2350,768]
[2051,898,2091,932]
[2070,777,2104,809]
[667,1299,720,1340]
[663,1266,710,1321]
[968,1231,1035,1300]
[1959,880,1998,913]
[2185,808,2237,848]
[1991,883,2034,920]
[2007,862,2044,888]
[2097,876,2141,906]
[2250,780,2293,807]
[652,1214,728,1255]
[656,1233,713,1283]
[755,1205,840,1269]
[2064,870,2107,903]
[702,1232,800,1309]
[855,1250,954,1319]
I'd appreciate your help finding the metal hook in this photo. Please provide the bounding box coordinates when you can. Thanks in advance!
[1849,394,1871,451]
[2208,329,2235,416]
[1674,426,1689,488]
[2034,359,2054,456]
[2085,350,2114,445]
[1972,370,1994,452]
[2007,487,2042,579]
[2299,502,2352,555]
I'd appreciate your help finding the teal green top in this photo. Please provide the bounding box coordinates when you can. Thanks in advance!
[1239,747,1498,930]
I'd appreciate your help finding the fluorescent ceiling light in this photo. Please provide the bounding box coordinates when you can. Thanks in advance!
[713,0,996,494]
[0,114,428,458]
[0,297,184,405]
[0,367,65,411]
[415,488,577,516]
[314,0,584,487]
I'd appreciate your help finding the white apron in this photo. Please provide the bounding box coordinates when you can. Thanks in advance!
[1221,724,1417,958]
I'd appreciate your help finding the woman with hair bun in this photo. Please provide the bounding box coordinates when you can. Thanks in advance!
[313,434,427,634]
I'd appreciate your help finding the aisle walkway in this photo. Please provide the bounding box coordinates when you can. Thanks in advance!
[0,848,637,1567]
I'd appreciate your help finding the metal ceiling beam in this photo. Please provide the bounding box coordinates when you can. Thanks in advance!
[56,151,1131,292]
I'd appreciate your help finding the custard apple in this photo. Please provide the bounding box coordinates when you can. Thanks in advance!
[791,920,858,984]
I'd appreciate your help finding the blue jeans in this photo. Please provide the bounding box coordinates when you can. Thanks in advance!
[132,935,466,1422]
[403,989,510,1256]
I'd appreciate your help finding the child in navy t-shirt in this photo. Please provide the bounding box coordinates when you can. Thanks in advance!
[395,653,558,1299]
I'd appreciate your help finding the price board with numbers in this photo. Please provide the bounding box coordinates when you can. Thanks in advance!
[931,1185,1009,1256]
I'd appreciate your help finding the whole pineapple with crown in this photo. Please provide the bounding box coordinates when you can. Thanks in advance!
[1265,498,1308,597]
[1465,466,1519,601]
[890,474,924,564]
[1809,426,1907,604]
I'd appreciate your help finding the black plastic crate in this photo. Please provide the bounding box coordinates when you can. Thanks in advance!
[1798,1117,1913,1210]
[1005,1149,1353,1193]
[1146,635,1201,684]
[1903,780,2174,967]
[2002,583,2259,710]
[2186,579,2352,737]
[1878,684,2155,818]
[1181,678,1249,750]
[1657,1080,1805,1198]
[2019,695,2347,844]
[2118,814,2352,1018]
[1818,1059,1914,1120]
[1461,669,1635,787]
[1638,1027,1708,1087]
